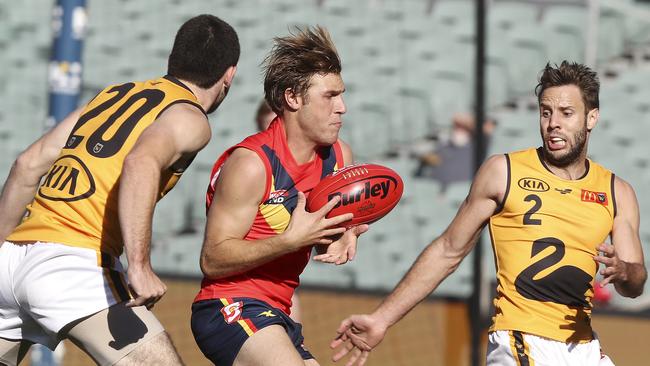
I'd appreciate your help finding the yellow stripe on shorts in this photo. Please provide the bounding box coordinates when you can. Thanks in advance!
[219,298,255,336]
[237,319,255,336]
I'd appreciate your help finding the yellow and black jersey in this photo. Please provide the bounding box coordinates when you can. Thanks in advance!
[8,76,205,257]
[489,147,615,343]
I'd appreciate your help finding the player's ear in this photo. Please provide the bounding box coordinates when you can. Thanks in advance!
[284,88,301,111]
[586,108,599,132]
[224,65,237,88]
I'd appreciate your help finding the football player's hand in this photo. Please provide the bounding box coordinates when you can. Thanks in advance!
[126,264,166,309]
[331,314,387,366]
[283,192,352,249]
[594,243,628,286]
[314,224,369,265]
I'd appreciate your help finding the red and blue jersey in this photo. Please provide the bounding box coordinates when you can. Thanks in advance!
[195,117,344,314]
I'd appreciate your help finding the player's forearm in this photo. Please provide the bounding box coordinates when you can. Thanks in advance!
[119,156,159,267]
[200,233,298,279]
[615,262,647,298]
[0,158,47,241]
[374,236,466,327]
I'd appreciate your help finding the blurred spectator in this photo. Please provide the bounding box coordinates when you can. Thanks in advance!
[415,112,496,190]
[255,99,275,131]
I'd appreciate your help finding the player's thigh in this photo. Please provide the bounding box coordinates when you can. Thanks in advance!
[114,332,183,366]
[0,338,31,366]
[304,358,321,366]
[233,324,305,366]
[65,302,179,366]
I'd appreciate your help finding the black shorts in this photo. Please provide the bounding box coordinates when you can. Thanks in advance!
[191,298,313,366]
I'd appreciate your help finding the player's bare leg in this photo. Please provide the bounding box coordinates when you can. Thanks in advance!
[115,332,183,366]
[66,303,183,365]
[233,325,310,366]
[0,338,31,366]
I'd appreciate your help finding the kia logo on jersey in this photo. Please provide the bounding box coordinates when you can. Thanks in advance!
[581,189,608,205]
[518,177,550,192]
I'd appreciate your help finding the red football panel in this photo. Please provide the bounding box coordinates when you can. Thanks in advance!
[306,163,403,227]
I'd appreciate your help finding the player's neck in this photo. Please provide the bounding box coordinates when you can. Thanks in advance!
[179,78,219,113]
[282,114,318,164]
[542,154,589,180]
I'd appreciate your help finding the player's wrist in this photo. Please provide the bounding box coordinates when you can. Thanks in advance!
[276,231,302,252]
[371,309,396,330]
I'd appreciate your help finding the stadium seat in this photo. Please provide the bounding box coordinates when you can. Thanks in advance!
[488,1,540,31]
[541,5,587,63]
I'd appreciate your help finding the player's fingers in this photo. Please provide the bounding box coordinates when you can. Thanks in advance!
[336,318,354,334]
[314,254,337,263]
[318,238,334,245]
[347,244,357,262]
[601,265,618,276]
[598,244,615,256]
[323,227,348,237]
[331,331,349,348]
[332,342,352,362]
[313,253,333,261]
[330,338,343,349]
[335,255,347,265]
[326,213,354,227]
[594,255,613,266]
[295,191,307,211]
[345,346,360,366]
[127,295,148,308]
[353,224,370,236]
[600,277,612,287]
[317,195,342,216]
[357,350,370,366]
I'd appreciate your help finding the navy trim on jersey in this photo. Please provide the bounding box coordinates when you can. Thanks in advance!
[610,173,617,218]
[320,146,338,179]
[495,153,511,214]
[155,99,206,119]
[163,75,195,95]
[261,145,299,214]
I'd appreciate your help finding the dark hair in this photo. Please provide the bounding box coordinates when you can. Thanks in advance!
[263,26,341,114]
[167,15,240,89]
[535,61,600,111]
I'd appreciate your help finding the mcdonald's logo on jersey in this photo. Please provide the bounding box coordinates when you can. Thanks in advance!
[581,189,608,205]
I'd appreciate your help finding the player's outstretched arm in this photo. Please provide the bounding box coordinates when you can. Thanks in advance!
[200,147,353,279]
[0,107,83,242]
[594,176,647,298]
[120,104,210,308]
[331,154,507,365]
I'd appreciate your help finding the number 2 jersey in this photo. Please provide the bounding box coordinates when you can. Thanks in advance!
[194,117,344,314]
[489,147,616,342]
[8,76,204,257]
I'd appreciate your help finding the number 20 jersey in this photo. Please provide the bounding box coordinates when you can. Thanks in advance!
[488,148,615,342]
[8,76,203,257]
